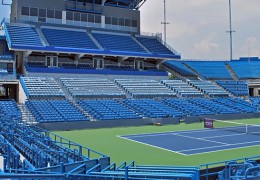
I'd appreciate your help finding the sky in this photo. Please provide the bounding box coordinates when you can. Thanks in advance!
[0,0,259,60]
[140,0,260,60]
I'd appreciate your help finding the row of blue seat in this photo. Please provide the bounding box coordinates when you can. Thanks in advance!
[217,80,249,96]
[164,58,260,80]
[78,99,140,120]
[0,100,22,120]
[6,25,43,47]
[26,100,89,123]
[6,24,176,56]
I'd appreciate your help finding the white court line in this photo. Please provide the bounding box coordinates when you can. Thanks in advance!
[181,144,260,156]
[172,133,229,145]
[180,140,260,152]
[202,133,245,139]
[121,128,219,138]
[118,136,260,156]
[117,135,188,156]
[118,127,260,156]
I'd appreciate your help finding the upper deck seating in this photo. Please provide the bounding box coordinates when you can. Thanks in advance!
[20,77,65,98]
[216,81,249,96]
[185,61,232,79]
[162,80,204,97]
[60,78,126,98]
[6,25,43,47]
[188,80,229,97]
[136,36,174,55]
[115,79,176,98]
[228,60,260,79]
[163,61,195,76]
[92,33,146,53]
[42,28,98,49]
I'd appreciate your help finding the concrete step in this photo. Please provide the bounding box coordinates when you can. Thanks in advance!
[17,104,37,124]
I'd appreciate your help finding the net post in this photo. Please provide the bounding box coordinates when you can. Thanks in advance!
[204,118,213,129]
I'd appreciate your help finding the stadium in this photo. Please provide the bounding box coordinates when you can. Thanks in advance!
[0,0,259,179]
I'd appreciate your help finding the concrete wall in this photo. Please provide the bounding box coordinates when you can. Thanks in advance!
[36,117,180,131]
[18,81,27,103]
[11,0,140,32]
[185,112,260,124]
[36,112,260,131]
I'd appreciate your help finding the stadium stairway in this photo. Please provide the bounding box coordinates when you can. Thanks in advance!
[225,64,238,80]
[35,25,49,46]
[212,81,234,97]
[87,31,103,49]
[132,36,151,53]
[54,77,73,102]
[17,103,37,124]
[161,64,191,84]
[85,161,200,179]
[183,63,207,81]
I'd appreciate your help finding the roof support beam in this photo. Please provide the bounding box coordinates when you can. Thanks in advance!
[156,59,167,68]
[23,51,32,60]
[75,54,85,61]
[102,0,107,5]
[118,56,129,66]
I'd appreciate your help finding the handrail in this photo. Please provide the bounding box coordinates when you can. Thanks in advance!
[140,31,180,55]
[1,18,5,26]
[3,21,12,48]
[245,166,260,179]
[32,125,108,159]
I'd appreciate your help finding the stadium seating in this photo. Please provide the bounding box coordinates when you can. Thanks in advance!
[78,99,140,120]
[0,55,13,60]
[162,80,204,97]
[250,97,260,110]
[0,116,101,171]
[90,163,199,179]
[212,98,256,113]
[0,100,22,120]
[60,77,126,98]
[216,81,249,96]
[115,79,176,98]
[20,77,65,98]
[187,98,240,115]
[6,25,43,47]
[228,60,260,79]
[218,160,260,180]
[105,65,138,71]
[188,80,229,97]
[27,61,47,68]
[136,36,174,55]
[163,98,213,116]
[185,61,232,79]
[92,32,146,53]
[164,61,195,76]
[26,99,89,123]
[41,28,98,50]
[123,99,183,118]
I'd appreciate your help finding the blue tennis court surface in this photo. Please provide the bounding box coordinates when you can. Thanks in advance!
[120,128,260,155]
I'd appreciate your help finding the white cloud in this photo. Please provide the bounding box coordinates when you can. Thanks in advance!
[193,33,219,54]
[239,37,260,57]
[141,0,260,59]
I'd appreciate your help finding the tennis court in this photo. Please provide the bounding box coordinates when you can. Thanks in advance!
[120,120,260,156]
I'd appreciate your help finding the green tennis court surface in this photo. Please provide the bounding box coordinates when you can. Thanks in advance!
[55,118,260,166]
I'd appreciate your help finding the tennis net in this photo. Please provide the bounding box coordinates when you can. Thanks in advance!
[204,118,260,135]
